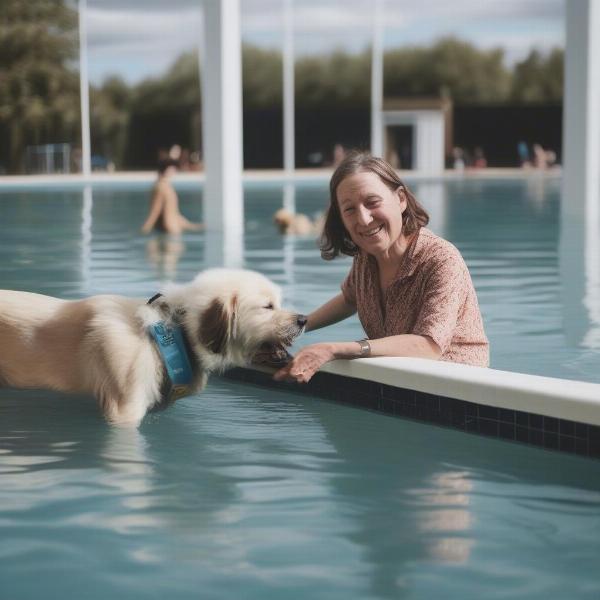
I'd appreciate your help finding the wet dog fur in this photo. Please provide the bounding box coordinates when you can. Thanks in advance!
[0,269,305,427]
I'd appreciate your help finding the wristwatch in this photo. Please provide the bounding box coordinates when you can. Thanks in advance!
[356,338,371,357]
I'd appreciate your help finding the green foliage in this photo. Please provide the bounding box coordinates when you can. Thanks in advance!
[510,48,563,103]
[242,44,282,108]
[384,37,511,103]
[295,49,371,108]
[90,76,131,169]
[0,0,80,172]
[132,52,201,115]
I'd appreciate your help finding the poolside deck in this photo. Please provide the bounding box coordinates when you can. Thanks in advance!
[0,167,561,188]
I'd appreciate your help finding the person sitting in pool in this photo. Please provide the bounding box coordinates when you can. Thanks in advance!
[274,151,489,384]
[141,158,204,235]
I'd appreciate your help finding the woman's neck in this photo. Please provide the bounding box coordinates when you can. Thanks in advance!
[374,232,413,271]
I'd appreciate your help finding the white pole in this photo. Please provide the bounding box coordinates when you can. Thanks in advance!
[282,0,296,213]
[370,0,384,157]
[282,0,295,177]
[414,182,447,237]
[562,0,600,223]
[78,0,91,177]
[201,0,244,266]
[560,0,600,347]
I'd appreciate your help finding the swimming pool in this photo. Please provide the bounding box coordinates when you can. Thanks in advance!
[2,176,597,382]
[1,178,600,598]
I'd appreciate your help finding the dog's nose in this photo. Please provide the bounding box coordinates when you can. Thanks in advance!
[297,315,308,328]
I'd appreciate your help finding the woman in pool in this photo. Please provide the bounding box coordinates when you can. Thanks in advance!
[274,151,489,384]
[141,158,204,235]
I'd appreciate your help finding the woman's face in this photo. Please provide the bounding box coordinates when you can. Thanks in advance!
[336,171,407,256]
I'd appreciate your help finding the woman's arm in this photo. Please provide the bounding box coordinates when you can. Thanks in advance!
[327,334,441,360]
[305,293,356,332]
[274,334,440,383]
[141,187,166,234]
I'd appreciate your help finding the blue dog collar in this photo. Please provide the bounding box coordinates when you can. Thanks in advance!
[148,317,195,406]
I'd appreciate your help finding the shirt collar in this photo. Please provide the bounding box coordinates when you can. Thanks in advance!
[395,227,423,279]
[363,227,426,281]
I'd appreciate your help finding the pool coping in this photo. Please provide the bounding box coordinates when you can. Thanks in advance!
[0,167,561,189]
[222,357,600,460]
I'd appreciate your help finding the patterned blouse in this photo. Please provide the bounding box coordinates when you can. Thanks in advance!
[341,228,489,367]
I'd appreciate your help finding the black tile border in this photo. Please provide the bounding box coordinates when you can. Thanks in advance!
[222,367,600,460]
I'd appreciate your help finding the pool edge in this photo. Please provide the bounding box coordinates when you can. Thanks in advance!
[221,358,600,460]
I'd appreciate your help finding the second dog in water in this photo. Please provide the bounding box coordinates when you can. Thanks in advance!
[273,208,324,236]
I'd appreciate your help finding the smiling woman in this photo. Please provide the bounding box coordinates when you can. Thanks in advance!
[274,151,489,384]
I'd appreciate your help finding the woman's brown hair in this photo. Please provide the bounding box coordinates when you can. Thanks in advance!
[320,151,429,260]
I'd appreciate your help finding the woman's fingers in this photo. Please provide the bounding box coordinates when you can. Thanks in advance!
[273,344,333,383]
[273,357,308,382]
[273,364,291,381]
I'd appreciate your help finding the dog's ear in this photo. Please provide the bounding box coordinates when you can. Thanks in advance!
[198,294,238,354]
[198,298,229,354]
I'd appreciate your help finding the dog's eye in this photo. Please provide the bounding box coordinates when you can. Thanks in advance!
[264,302,274,310]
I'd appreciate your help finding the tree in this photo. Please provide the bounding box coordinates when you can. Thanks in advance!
[242,44,282,108]
[0,0,80,173]
[90,76,131,169]
[132,52,201,116]
[295,49,371,108]
[510,48,563,103]
[384,37,511,103]
[125,52,202,168]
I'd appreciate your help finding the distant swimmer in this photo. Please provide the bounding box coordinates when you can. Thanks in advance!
[141,158,204,235]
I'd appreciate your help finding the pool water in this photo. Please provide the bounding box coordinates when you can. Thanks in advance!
[1,179,600,599]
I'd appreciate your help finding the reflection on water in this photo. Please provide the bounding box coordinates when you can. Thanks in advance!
[412,471,474,564]
[204,229,244,269]
[146,236,185,281]
[283,180,296,214]
[2,381,600,599]
[80,185,93,293]
[560,217,600,349]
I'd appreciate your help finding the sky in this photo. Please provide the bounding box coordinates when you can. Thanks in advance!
[85,0,564,86]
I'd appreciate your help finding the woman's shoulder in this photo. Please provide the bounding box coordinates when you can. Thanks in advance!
[415,228,466,270]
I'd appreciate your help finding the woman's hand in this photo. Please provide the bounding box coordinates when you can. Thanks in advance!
[273,343,336,383]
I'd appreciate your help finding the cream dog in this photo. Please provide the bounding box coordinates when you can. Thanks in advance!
[273,208,324,236]
[0,269,306,427]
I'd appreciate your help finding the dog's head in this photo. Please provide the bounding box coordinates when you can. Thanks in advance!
[273,208,293,234]
[175,269,306,369]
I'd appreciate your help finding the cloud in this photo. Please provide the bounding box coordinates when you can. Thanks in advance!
[84,0,564,84]
[241,0,563,34]
[86,4,202,83]
[87,6,202,52]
